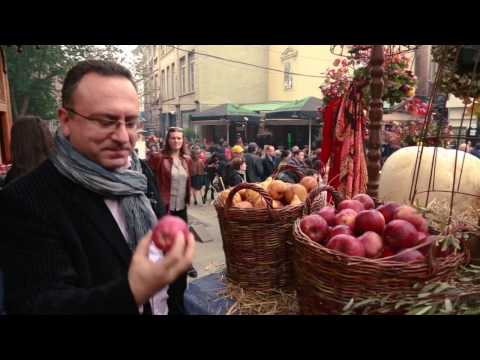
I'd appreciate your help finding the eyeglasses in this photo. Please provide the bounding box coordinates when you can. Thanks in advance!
[65,107,139,132]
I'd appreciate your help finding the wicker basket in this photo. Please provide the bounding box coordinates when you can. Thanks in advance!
[292,185,471,315]
[214,182,306,290]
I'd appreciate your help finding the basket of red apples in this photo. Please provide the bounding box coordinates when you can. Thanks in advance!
[292,186,470,315]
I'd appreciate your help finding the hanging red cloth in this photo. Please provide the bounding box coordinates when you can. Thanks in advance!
[321,97,342,193]
[322,88,368,200]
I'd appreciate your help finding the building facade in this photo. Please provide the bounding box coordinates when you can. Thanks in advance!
[139,45,269,139]
[267,45,334,101]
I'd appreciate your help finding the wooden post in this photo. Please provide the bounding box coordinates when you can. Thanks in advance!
[366,45,385,198]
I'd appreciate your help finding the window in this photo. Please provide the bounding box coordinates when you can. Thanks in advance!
[188,52,195,92]
[180,56,186,94]
[154,74,158,98]
[166,66,170,98]
[161,69,165,98]
[284,62,293,89]
[171,62,175,98]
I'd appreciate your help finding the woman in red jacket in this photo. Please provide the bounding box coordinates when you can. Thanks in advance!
[155,126,197,314]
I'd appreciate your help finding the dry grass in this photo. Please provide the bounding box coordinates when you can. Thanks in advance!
[217,276,299,315]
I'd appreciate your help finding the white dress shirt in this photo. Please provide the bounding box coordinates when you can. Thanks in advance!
[104,157,169,315]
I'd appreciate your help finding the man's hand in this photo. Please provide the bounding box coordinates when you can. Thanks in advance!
[128,230,195,306]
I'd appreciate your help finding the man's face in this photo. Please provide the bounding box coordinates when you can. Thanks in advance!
[297,151,305,162]
[266,147,275,157]
[58,73,139,171]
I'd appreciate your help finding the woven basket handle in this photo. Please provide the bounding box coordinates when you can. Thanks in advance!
[302,185,344,216]
[272,164,305,181]
[224,182,274,211]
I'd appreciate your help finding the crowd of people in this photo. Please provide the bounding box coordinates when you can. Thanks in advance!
[146,135,325,199]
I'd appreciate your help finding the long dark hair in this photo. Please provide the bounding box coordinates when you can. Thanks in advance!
[162,127,189,157]
[7,116,54,183]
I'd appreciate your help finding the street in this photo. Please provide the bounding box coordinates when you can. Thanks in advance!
[187,198,226,280]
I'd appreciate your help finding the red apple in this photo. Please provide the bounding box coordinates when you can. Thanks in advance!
[391,249,425,263]
[352,193,375,210]
[315,206,337,226]
[383,219,419,250]
[376,202,401,223]
[330,224,353,238]
[382,246,395,258]
[394,205,429,233]
[353,209,386,236]
[335,209,358,229]
[300,214,329,244]
[152,215,189,253]
[327,234,366,257]
[337,199,365,213]
[358,231,384,258]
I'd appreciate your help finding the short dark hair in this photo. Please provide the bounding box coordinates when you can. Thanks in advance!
[247,142,258,153]
[62,60,137,107]
[231,157,245,170]
[281,150,290,159]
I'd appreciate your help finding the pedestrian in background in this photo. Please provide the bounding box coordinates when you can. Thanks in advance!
[203,152,220,203]
[4,115,54,186]
[262,145,276,180]
[190,148,205,206]
[276,150,291,170]
[227,157,246,187]
[244,142,263,183]
[155,126,198,311]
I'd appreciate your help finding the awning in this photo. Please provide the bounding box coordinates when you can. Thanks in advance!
[265,97,323,121]
[240,101,291,113]
[190,103,261,124]
[264,119,316,126]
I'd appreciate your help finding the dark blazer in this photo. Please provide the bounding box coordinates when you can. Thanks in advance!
[227,170,244,188]
[0,159,165,314]
[262,156,276,180]
[244,153,264,183]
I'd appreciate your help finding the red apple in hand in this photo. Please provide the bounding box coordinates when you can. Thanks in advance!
[358,231,384,258]
[353,209,385,236]
[315,206,337,226]
[300,214,329,244]
[391,249,425,263]
[327,234,365,257]
[394,205,429,233]
[384,219,419,250]
[353,193,375,210]
[376,202,401,223]
[152,215,189,253]
[335,209,358,229]
[338,199,365,213]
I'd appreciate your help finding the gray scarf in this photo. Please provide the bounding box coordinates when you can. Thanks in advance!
[49,131,157,250]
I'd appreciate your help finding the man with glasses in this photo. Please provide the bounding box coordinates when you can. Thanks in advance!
[0,60,195,314]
